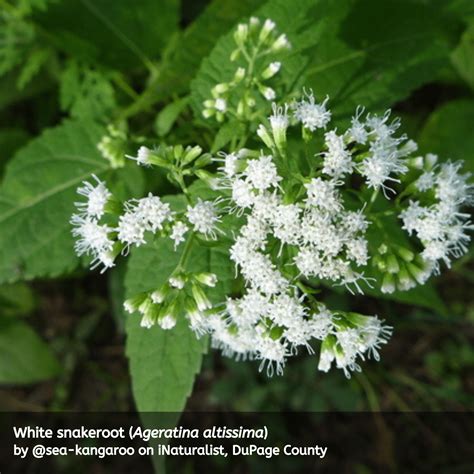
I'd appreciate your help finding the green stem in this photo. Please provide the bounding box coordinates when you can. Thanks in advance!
[175,233,195,273]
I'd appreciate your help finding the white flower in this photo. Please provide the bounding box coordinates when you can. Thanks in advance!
[345,238,369,266]
[116,210,147,247]
[127,146,152,166]
[322,130,353,178]
[159,314,177,330]
[309,307,333,340]
[359,148,407,194]
[354,315,393,361]
[366,110,399,141]
[187,199,220,238]
[257,336,287,376]
[347,106,368,144]
[293,92,331,131]
[71,215,114,256]
[244,155,281,191]
[268,103,289,150]
[304,178,341,212]
[232,179,255,209]
[216,151,240,178]
[75,175,111,219]
[436,161,473,205]
[268,293,306,326]
[135,194,172,232]
[170,221,188,249]
[215,98,227,112]
[272,204,301,245]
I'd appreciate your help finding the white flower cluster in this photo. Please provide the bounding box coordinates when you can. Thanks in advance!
[401,160,473,274]
[72,75,473,378]
[194,133,388,377]
[203,17,291,121]
[71,178,222,271]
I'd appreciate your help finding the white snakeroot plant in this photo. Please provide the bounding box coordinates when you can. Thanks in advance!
[71,18,473,379]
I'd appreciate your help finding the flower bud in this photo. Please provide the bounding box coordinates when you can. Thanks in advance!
[271,34,291,52]
[233,67,246,83]
[234,23,248,46]
[381,273,396,294]
[386,254,400,274]
[123,293,147,314]
[151,285,169,304]
[318,335,337,372]
[169,275,186,289]
[259,19,276,43]
[194,272,218,287]
[191,283,212,311]
[425,153,438,170]
[396,246,415,262]
[261,61,281,80]
[256,124,274,149]
[212,83,229,96]
[260,86,276,101]
[182,145,202,165]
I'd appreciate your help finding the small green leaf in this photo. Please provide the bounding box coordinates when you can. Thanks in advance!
[155,97,189,137]
[0,316,60,384]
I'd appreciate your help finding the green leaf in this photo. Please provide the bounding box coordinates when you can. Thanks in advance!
[0,316,60,384]
[305,0,462,121]
[0,120,109,284]
[125,237,232,411]
[17,47,52,89]
[59,60,116,121]
[33,0,180,70]
[155,97,189,137]
[417,99,474,173]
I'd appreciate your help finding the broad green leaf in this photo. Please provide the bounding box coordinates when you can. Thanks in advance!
[0,316,60,384]
[0,120,109,284]
[305,0,462,121]
[33,0,180,70]
[125,237,232,412]
[417,99,474,173]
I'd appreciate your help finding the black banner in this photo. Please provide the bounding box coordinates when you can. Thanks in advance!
[1,411,472,473]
